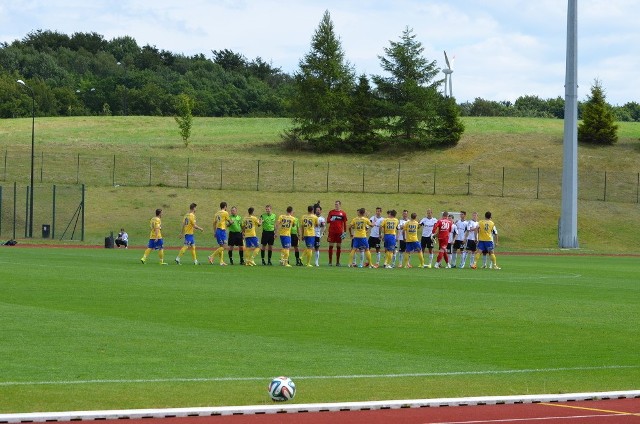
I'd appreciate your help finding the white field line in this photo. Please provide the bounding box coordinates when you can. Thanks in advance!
[1,365,637,387]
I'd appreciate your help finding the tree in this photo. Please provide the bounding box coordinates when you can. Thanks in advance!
[286,10,355,151]
[344,74,381,152]
[372,27,457,147]
[578,79,618,146]
[174,93,194,146]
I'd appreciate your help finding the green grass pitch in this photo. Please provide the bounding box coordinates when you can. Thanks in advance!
[0,247,638,413]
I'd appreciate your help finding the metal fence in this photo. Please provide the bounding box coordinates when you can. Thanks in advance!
[0,182,85,241]
[1,150,639,203]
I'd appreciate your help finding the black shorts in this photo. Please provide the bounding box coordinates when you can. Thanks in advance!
[261,230,275,246]
[453,240,465,251]
[368,236,381,250]
[314,236,322,249]
[421,236,434,250]
[465,240,477,252]
[398,240,406,252]
[228,232,243,247]
[291,234,299,248]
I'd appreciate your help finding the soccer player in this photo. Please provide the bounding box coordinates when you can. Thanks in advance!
[447,213,458,258]
[290,213,303,266]
[473,211,501,270]
[275,206,295,267]
[301,205,319,267]
[432,211,454,269]
[227,206,244,265]
[208,202,231,266]
[242,207,261,266]
[396,209,409,267]
[419,209,438,268]
[141,208,167,265]
[326,200,348,266]
[451,211,468,268]
[313,206,326,266]
[348,208,373,268]
[260,205,276,265]
[175,203,204,265]
[403,212,425,268]
[368,207,384,268]
[461,211,479,269]
[380,210,399,269]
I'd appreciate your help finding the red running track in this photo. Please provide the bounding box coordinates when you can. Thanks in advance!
[98,398,640,424]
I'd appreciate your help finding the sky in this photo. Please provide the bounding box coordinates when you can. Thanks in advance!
[1,0,638,105]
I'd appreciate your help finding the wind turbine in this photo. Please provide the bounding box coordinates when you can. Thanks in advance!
[442,50,454,97]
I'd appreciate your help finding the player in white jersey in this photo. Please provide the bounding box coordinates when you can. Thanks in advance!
[368,207,384,267]
[451,211,468,268]
[461,211,479,268]
[313,206,326,266]
[395,210,409,267]
[419,208,438,268]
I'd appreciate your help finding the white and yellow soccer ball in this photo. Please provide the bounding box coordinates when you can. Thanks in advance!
[268,376,296,402]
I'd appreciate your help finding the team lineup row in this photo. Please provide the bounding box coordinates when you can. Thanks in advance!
[139,200,500,270]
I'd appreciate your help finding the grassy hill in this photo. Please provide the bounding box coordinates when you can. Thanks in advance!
[1,116,639,251]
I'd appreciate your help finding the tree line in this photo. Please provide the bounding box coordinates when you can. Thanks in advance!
[0,16,636,151]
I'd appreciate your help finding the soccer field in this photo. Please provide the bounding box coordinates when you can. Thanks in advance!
[0,247,638,413]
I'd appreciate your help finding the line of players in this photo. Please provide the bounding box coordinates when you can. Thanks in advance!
[140,201,499,269]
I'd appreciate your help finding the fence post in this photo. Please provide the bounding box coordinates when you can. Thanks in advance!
[467,165,471,195]
[186,157,190,188]
[112,155,116,186]
[433,164,437,195]
[603,171,607,201]
[52,185,56,239]
[397,162,401,193]
[501,167,505,197]
[13,182,16,240]
[40,151,44,182]
[219,159,223,190]
[326,162,329,193]
[148,157,152,186]
[3,149,6,181]
[256,160,260,191]
[0,185,2,237]
[81,184,85,241]
[537,168,540,199]
[76,153,80,185]
[25,186,29,238]
[637,173,639,204]
[362,166,365,193]
[292,161,295,192]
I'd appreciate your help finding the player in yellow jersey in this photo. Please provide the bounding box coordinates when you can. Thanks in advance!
[300,205,319,267]
[348,208,373,268]
[175,203,204,265]
[208,202,231,266]
[403,212,425,268]
[141,208,167,265]
[242,207,262,266]
[275,206,295,266]
[472,211,501,270]
[379,210,399,268]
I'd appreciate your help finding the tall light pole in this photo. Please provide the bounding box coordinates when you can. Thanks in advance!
[17,79,35,238]
[117,61,128,116]
[559,0,579,248]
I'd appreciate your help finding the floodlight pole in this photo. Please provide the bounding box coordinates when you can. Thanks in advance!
[559,0,579,248]
[17,79,35,238]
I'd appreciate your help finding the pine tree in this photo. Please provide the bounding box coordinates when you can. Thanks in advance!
[578,79,618,145]
[372,27,445,147]
[287,10,355,151]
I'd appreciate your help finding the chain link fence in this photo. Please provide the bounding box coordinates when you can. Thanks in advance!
[1,150,639,203]
[0,182,84,241]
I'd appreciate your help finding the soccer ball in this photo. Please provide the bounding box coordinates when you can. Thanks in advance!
[268,376,296,402]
